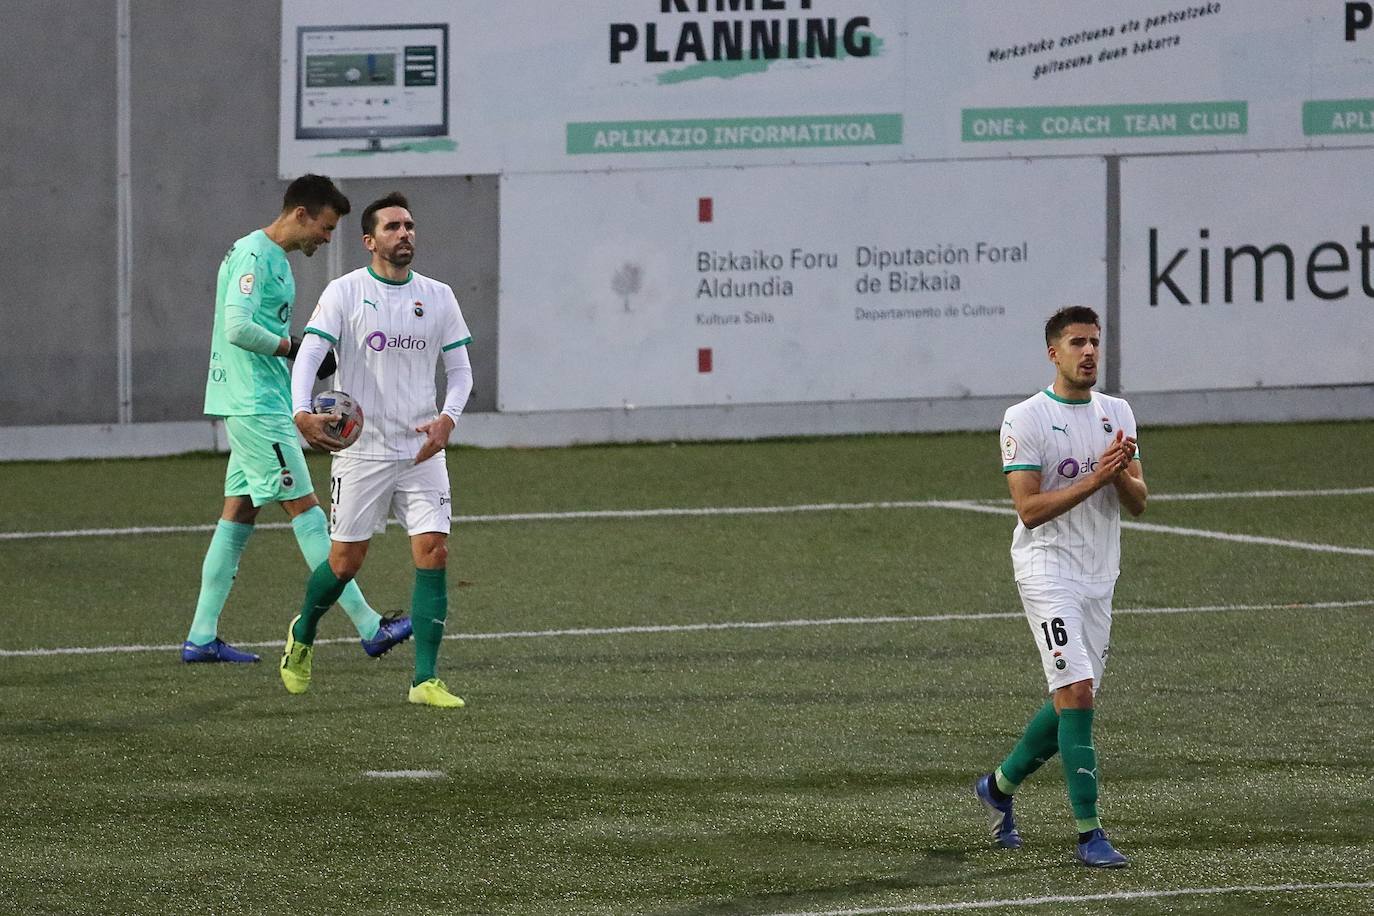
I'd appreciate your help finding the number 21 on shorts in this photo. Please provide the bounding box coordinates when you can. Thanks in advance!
[329,476,342,534]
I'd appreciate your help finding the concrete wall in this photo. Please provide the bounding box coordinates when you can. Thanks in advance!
[0,1,118,425]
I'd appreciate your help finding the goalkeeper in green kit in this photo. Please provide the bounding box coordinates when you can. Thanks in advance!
[183,175,412,663]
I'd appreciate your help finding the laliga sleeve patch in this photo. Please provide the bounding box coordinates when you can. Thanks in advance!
[239,273,255,296]
[1002,434,1018,462]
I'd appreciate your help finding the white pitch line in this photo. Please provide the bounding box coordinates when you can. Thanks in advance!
[974,486,1374,505]
[0,521,280,541]
[1,599,1369,659]
[1120,519,1374,556]
[3,486,1372,542]
[1149,486,1374,502]
[939,501,1374,557]
[0,500,956,541]
[363,770,445,779]
[760,881,1374,916]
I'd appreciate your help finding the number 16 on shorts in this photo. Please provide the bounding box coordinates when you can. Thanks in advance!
[1016,577,1114,692]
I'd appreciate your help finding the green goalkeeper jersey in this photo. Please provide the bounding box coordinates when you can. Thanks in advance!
[204,230,295,417]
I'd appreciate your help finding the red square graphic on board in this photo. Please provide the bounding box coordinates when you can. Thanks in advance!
[698,348,713,373]
[698,197,713,222]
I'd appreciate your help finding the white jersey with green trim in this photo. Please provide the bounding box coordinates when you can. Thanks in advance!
[999,388,1139,583]
[305,266,472,461]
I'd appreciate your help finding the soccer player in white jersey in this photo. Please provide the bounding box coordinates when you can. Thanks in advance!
[283,192,474,708]
[973,306,1147,868]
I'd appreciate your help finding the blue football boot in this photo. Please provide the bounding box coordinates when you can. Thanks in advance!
[181,638,260,664]
[973,773,1023,849]
[1076,828,1129,868]
[361,612,413,658]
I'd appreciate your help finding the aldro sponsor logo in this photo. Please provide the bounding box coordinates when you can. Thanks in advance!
[1056,456,1099,479]
[609,1,874,65]
[365,331,428,352]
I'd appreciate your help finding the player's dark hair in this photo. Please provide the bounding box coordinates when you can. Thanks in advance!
[281,174,350,218]
[361,192,411,236]
[1044,306,1100,346]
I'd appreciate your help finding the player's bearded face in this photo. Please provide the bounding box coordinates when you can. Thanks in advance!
[370,206,416,267]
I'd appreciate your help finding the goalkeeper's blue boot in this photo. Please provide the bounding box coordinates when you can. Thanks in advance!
[181,638,260,664]
[361,612,413,658]
[973,773,1022,849]
[1076,829,1129,868]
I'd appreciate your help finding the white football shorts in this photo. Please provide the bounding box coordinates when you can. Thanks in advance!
[1015,576,1116,694]
[327,453,452,542]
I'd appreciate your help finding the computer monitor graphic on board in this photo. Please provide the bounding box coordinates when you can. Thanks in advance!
[295,24,449,153]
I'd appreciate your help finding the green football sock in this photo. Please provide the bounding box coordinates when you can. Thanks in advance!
[187,519,254,645]
[291,561,351,645]
[291,507,381,640]
[411,567,448,686]
[1058,708,1102,831]
[996,698,1061,793]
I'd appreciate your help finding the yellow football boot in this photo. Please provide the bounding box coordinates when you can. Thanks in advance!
[407,677,465,708]
[279,615,313,695]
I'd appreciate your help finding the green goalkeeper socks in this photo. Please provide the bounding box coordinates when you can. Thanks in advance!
[291,507,381,640]
[1058,708,1102,831]
[411,567,448,686]
[996,698,1061,794]
[187,520,254,645]
[291,561,351,645]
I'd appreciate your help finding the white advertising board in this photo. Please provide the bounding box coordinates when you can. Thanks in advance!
[280,1,1373,178]
[279,0,906,177]
[916,2,1373,159]
[1120,147,1374,392]
[498,159,1106,411]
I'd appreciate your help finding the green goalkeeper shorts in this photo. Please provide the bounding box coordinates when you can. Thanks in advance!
[223,414,315,506]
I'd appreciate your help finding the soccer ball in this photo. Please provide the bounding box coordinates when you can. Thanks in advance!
[311,389,364,448]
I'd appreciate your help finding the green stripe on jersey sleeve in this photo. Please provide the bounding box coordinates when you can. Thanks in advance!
[441,337,472,351]
[304,327,337,344]
[1003,464,1040,473]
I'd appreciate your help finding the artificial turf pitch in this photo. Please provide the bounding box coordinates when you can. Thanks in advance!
[1,423,1371,915]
